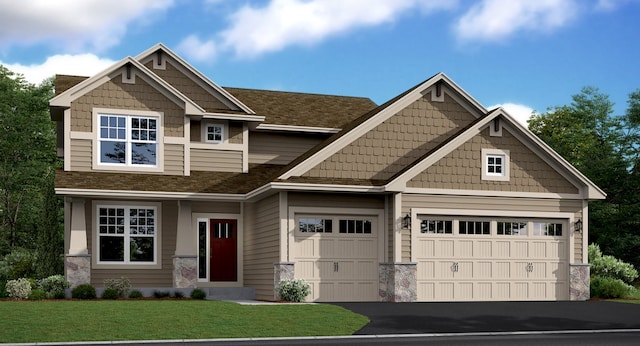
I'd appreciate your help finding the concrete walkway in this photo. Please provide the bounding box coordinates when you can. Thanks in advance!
[332,301,640,335]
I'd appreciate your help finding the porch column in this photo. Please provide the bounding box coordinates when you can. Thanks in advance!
[173,200,197,288]
[273,262,295,300]
[570,264,590,300]
[65,198,90,287]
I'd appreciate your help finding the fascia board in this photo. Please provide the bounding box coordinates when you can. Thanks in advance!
[255,124,340,134]
[135,43,255,115]
[55,188,245,201]
[385,110,499,191]
[202,113,266,122]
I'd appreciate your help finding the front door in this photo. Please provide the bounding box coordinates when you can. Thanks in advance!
[210,219,237,281]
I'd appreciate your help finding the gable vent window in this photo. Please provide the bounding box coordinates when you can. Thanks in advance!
[481,149,510,181]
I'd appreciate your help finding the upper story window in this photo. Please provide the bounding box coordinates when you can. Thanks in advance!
[99,114,157,166]
[205,124,224,143]
[481,148,510,181]
[93,108,163,172]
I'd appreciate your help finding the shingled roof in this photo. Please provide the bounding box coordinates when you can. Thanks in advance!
[224,87,377,128]
[53,75,377,129]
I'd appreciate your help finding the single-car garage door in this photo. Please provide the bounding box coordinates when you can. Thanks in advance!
[292,215,379,302]
[415,216,568,301]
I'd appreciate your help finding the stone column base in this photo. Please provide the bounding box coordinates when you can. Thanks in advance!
[379,262,417,302]
[65,254,91,287]
[273,262,295,300]
[173,256,198,288]
[570,263,590,301]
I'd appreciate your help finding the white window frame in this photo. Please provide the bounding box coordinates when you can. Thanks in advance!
[202,121,226,144]
[92,108,164,173]
[93,201,161,269]
[481,148,510,181]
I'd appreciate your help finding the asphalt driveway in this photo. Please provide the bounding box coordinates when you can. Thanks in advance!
[332,301,640,335]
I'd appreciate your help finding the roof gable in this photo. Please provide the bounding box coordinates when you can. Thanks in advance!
[50,57,203,116]
[135,43,254,115]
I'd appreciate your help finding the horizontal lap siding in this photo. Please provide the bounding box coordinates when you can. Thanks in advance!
[249,132,324,165]
[190,149,242,172]
[288,192,385,209]
[88,200,177,287]
[70,139,92,171]
[402,194,583,263]
[192,201,241,214]
[244,194,280,300]
[164,143,184,175]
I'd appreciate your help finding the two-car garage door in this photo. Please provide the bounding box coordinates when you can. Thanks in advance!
[415,216,568,301]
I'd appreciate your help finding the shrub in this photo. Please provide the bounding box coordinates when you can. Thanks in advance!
[589,243,639,284]
[190,288,207,300]
[71,284,96,299]
[28,289,47,300]
[276,279,310,302]
[0,249,38,281]
[38,275,70,299]
[153,290,170,298]
[172,291,185,298]
[104,277,131,298]
[128,290,144,299]
[591,276,633,299]
[0,280,7,298]
[101,288,120,300]
[6,278,32,300]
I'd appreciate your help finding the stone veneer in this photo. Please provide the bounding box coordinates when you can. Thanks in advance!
[379,263,417,302]
[173,256,197,288]
[570,264,590,301]
[273,262,295,300]
[65,254,91,287]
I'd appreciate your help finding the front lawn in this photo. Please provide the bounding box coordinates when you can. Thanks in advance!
[0,300,368,343]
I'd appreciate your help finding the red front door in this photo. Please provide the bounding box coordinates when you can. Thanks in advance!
[210,219,237,281]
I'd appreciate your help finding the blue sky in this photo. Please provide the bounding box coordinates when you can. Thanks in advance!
[1,0,639,125]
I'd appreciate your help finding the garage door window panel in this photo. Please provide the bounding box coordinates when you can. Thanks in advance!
[533,222,563,236]
[299,218,332,233]
[421,219,453,234]
[459,221,490,235]
[339,219,372,234]
[497,222,528,236]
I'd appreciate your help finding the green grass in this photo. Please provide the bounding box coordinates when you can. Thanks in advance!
[0,300,369,343]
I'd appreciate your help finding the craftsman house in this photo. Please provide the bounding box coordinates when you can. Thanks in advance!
[50,43,604,302]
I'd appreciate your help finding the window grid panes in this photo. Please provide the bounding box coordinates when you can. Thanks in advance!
[420,220,453,234]
[97,206,157,264]
[497,222,528,236]
[459,221,490,235]
[99,114,158,167]
[299,218,332,233]
[486,154,504,176]
[206,125,223,143]
[339,219,372,234]
[533,222,563,236]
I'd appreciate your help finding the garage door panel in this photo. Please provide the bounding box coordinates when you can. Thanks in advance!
[417,239,436,257]
[293,238,316,257]
[458,282,474,300]
[494,241,510,257]
[475,261,492,278]
[530,241,547,258]
[475,241,492,258]
[458,240,473,257]
[494,262,511,278]
[513,241,529,258]
[438,240,455,257]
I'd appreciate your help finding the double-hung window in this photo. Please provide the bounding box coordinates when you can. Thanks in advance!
[97,204,158,265]
[97,111,160,169]
[205,124,224,143]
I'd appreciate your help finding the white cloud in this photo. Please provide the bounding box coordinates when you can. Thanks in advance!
[1,54,116,85]
[176,35,218,62]
[454,0,579,42]
[491,103,534,126]
[179,0,457,61]
[0,0,174,51]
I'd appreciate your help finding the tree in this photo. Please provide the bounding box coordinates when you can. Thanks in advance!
[0,66,56,256]
[529,86,640,269]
